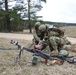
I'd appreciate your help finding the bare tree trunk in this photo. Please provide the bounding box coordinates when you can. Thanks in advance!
[28,0,32,33]
[5,0,10,32]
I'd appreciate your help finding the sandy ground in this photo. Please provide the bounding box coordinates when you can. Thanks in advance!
[67,37,76,44]
[0,33,33,40]
[0,33,76,75]
[0,33,76,44]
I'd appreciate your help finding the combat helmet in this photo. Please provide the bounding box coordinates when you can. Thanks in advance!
[35,22,41,26]
[39,24,46,32]
[58,50,69,57]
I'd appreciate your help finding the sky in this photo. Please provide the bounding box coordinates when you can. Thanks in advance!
[37,0,76,23]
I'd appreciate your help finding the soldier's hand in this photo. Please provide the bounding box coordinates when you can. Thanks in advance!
[34,45,41,49]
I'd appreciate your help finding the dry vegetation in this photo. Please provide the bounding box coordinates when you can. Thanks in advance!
[61,26,76,38]
[62,26,76,52]
[0,26,76,75]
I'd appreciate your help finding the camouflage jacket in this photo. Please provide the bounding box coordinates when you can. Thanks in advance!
[33,28,48,42]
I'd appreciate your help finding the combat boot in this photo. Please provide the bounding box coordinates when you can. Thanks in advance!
[51,50,58,55]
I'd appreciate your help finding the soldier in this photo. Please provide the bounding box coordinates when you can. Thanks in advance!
[40,26,70,55]
[48,27,71,55]
[32,22,41,65]
[32,24,48,65]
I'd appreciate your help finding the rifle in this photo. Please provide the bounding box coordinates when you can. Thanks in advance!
[10,40,76,65]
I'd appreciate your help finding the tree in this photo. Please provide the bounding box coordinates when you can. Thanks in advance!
[27,0,47,33]
[0,0,47,32]
[0,0,25,32]
[5,0,10,32]
[28,0,31,33]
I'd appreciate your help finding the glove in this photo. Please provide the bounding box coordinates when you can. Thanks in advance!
[34,44,41,49]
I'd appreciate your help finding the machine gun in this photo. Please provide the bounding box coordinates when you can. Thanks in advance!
[10,40,76,65]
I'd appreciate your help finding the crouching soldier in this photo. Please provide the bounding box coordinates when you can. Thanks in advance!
[40,27,70,54]
[32,24,48,65]
[47,27,69,54]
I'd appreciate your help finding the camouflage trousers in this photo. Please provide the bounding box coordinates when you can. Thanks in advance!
[48,36,66,52]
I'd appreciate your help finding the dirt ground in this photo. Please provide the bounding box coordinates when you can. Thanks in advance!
[0,27,76,75]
